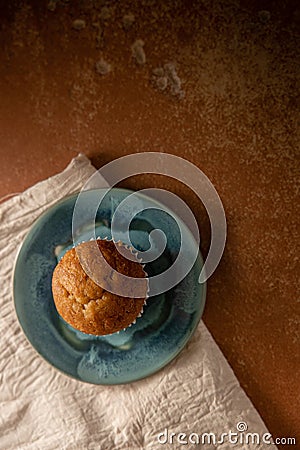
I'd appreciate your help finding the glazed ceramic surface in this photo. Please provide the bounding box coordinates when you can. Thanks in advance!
[13,188,206,384]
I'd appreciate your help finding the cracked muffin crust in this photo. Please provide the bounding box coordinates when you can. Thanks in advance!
[52,239,147,335]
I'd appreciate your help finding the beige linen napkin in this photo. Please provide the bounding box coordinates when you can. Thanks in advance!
[0,154,275,450]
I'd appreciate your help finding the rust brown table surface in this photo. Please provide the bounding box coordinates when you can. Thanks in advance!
[0,0,299,448]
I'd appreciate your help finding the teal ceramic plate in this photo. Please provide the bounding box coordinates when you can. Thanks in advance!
[13,188,206,384]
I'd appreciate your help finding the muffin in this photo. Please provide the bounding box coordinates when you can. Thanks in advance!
[52,239,147,335]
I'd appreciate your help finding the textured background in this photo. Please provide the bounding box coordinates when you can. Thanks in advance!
[0,0,299,447]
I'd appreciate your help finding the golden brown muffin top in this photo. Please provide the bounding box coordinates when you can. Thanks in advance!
[52,239,147,335]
